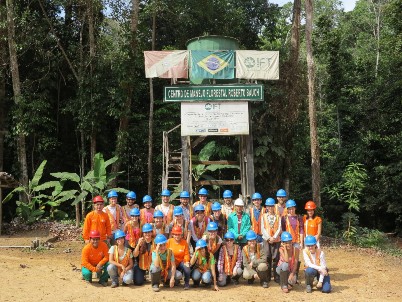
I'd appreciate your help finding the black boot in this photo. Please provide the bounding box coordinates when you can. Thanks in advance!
[279,270,289,293]
[151,271,161,292]
[273,258,280,283]
[267,257,272,281]
[258,269,269,288]
[295,261,301,284]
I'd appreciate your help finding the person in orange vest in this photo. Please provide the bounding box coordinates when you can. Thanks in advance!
[275,189,288,217]
[276,231,297,293]
[281,200,304,282]
[81,230,109,286]
[150,234,179,292]
[132,223,154,285]
[193,187,212,217]
[242,230,269,288]
[202,222,223,270]
[107,230,134,287]
[123,208,141,250]
[189,204,210,251]
[209,202,226,239]
[155,189,174,225]
[103,190,124,245]
[190,239,219,291]
[152,210,169,238]
[122,191,139,224]
[140,195,155,225]
[178,190,193,222]
[217,231,242,286]
[221,190,234,219]
[247,192,263,243]
[82,195,112,244]
[168,207,191,245]
[303,235,331,293]
[167,225,191,290]
[261,197,282,284]
[303,201,322,248]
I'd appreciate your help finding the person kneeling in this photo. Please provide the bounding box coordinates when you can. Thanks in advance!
[217,231,242,286]
[242,230,269,288]
[150,234,180,292]
[107,230,134,288]
[303,235,331,293]
[276,231,297,293]
[190,239,219,291]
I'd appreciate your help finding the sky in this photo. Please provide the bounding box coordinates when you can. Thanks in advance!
[269,0,357,12]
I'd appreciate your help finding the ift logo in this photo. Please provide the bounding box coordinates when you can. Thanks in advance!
[205,103,221,110]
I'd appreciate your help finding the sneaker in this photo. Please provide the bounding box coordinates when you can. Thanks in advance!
[232,279,239,285]
[306,285,312,293]
[184,283,190,290]
[247,277,255,284]
[111,282,119,288]
[122,282,128,286]
[98,281,108,287]
[262,282,268,288]
[152,284,160,292]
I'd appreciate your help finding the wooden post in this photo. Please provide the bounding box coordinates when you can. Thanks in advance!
[181,136,191,199]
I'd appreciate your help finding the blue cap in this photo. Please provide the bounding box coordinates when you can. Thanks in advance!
[161,189,171,197]
[198,188,208,195]
[246,230,257,241]
[153,210,164,218]
[223,190,233,198]
[285,199,296,208]
[107,190,118,198]
[142,195,152,203]
[211,202,222,211]
[126,191,136,199]
[180,191,190,198]
[130,208,140,216]
[265,197,275,206]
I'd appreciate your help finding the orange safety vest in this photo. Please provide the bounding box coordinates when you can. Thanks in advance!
[274,204,287,217]
[125,221,141,248]
[196,252,213,273]
[157,249,173,282]
[250,207,262,234]
[193,201,212,217]
[222,245,238,276]
[192,216,209,239]
[242,244,261,263]
[207,236,220,255]
[262,213,281,240]
[105,205,122,231]
[138,241,155,270]
[286,215,301,244]
[304,248,321,268]
[140,208,154,225]
[113,246,131,274]
[153,222,166,238]
[278,246,295,271]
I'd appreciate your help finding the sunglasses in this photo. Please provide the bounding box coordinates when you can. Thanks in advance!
[226,239,234,242]
[195,211,205,214]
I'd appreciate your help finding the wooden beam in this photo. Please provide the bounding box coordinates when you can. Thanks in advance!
[192,160,239,165]
[194,180,242,186]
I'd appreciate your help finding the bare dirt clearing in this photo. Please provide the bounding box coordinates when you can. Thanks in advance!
[0,230,401,302]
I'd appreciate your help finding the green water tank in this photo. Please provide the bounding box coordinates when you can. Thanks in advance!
[186,35,240,84]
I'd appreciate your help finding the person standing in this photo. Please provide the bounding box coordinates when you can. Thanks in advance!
[140,195,155,225]
[210,202,226,239]
[153,210,169,238]
[81,230,109,286]
[123,208,141,250]
[221,190,234,219]
[248,192,263,242]
[189,204,210,251]
[82,196,111,244]
[227,198,251,247]
[178,190,193,222]
[122,191,139,224]
[303,201,322,248]
[168,207,191,245]
[275,189,288,217]
[193,188,212,217]
[155,189,174,225]
[103,190,124,244]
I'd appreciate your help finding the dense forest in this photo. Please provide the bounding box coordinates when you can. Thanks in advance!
[0,0,401,237]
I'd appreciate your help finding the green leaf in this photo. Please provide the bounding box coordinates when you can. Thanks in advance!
[72,191,88,206]
[33,181,61,192]
[205,164,240,172]
[2,187,26,204]
[31,160,47,187]
[46,201,60,207]
[104,156,119,167]
[50,172,80,183]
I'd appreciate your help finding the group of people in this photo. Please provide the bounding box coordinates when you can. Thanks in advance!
[81,188,331,293]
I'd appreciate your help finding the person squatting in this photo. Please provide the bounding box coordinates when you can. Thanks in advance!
[81,188,331,293]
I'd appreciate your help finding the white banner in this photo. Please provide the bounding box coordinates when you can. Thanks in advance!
[144,50,188,78]
[181,102,249,136]
[236,50,279,80]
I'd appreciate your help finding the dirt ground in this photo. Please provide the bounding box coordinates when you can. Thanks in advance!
[0,230,401,302]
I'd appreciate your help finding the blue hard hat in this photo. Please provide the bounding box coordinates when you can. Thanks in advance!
[196,239,207,249]
[180,191,190,198]
[281,231,293,242]
[114,230,126,240]
[211,202,222,211]
[161,189,171,197]
[305,235,317,246]
[130,208,140,216]
[126,191,136,199]
[223,190,233,198]
[246,230,258,241]
[252,192,262,200]
[276,189,287,197]
[224,231,235,240]
[142,223,153,233]
[265,197,275,206]
[207,222,218,231]
[154,234,168,245]
[286,199,296,208]
[107,190,118,199]
[153,210,164,218]
[194,204,205,212]
[198,188,208,195]
[142,195,152,203]
[173,206,184,216]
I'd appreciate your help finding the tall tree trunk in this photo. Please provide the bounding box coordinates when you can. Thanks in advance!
[147,9,156,195]
[6,0,28,195]
[111,0,140,184]
[0,2,7,172]
[305,0,321,206]
[88,0,96,169]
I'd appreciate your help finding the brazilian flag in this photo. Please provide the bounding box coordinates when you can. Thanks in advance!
[190,50,235,79]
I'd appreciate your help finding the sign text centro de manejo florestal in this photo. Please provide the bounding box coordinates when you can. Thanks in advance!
[164,84,264,102]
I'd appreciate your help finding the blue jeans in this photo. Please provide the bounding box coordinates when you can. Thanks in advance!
[192,269,212,284]
[133,265,146,285]
[107,263,133,284]
[305,267,331,293]
[176,262,191,284]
